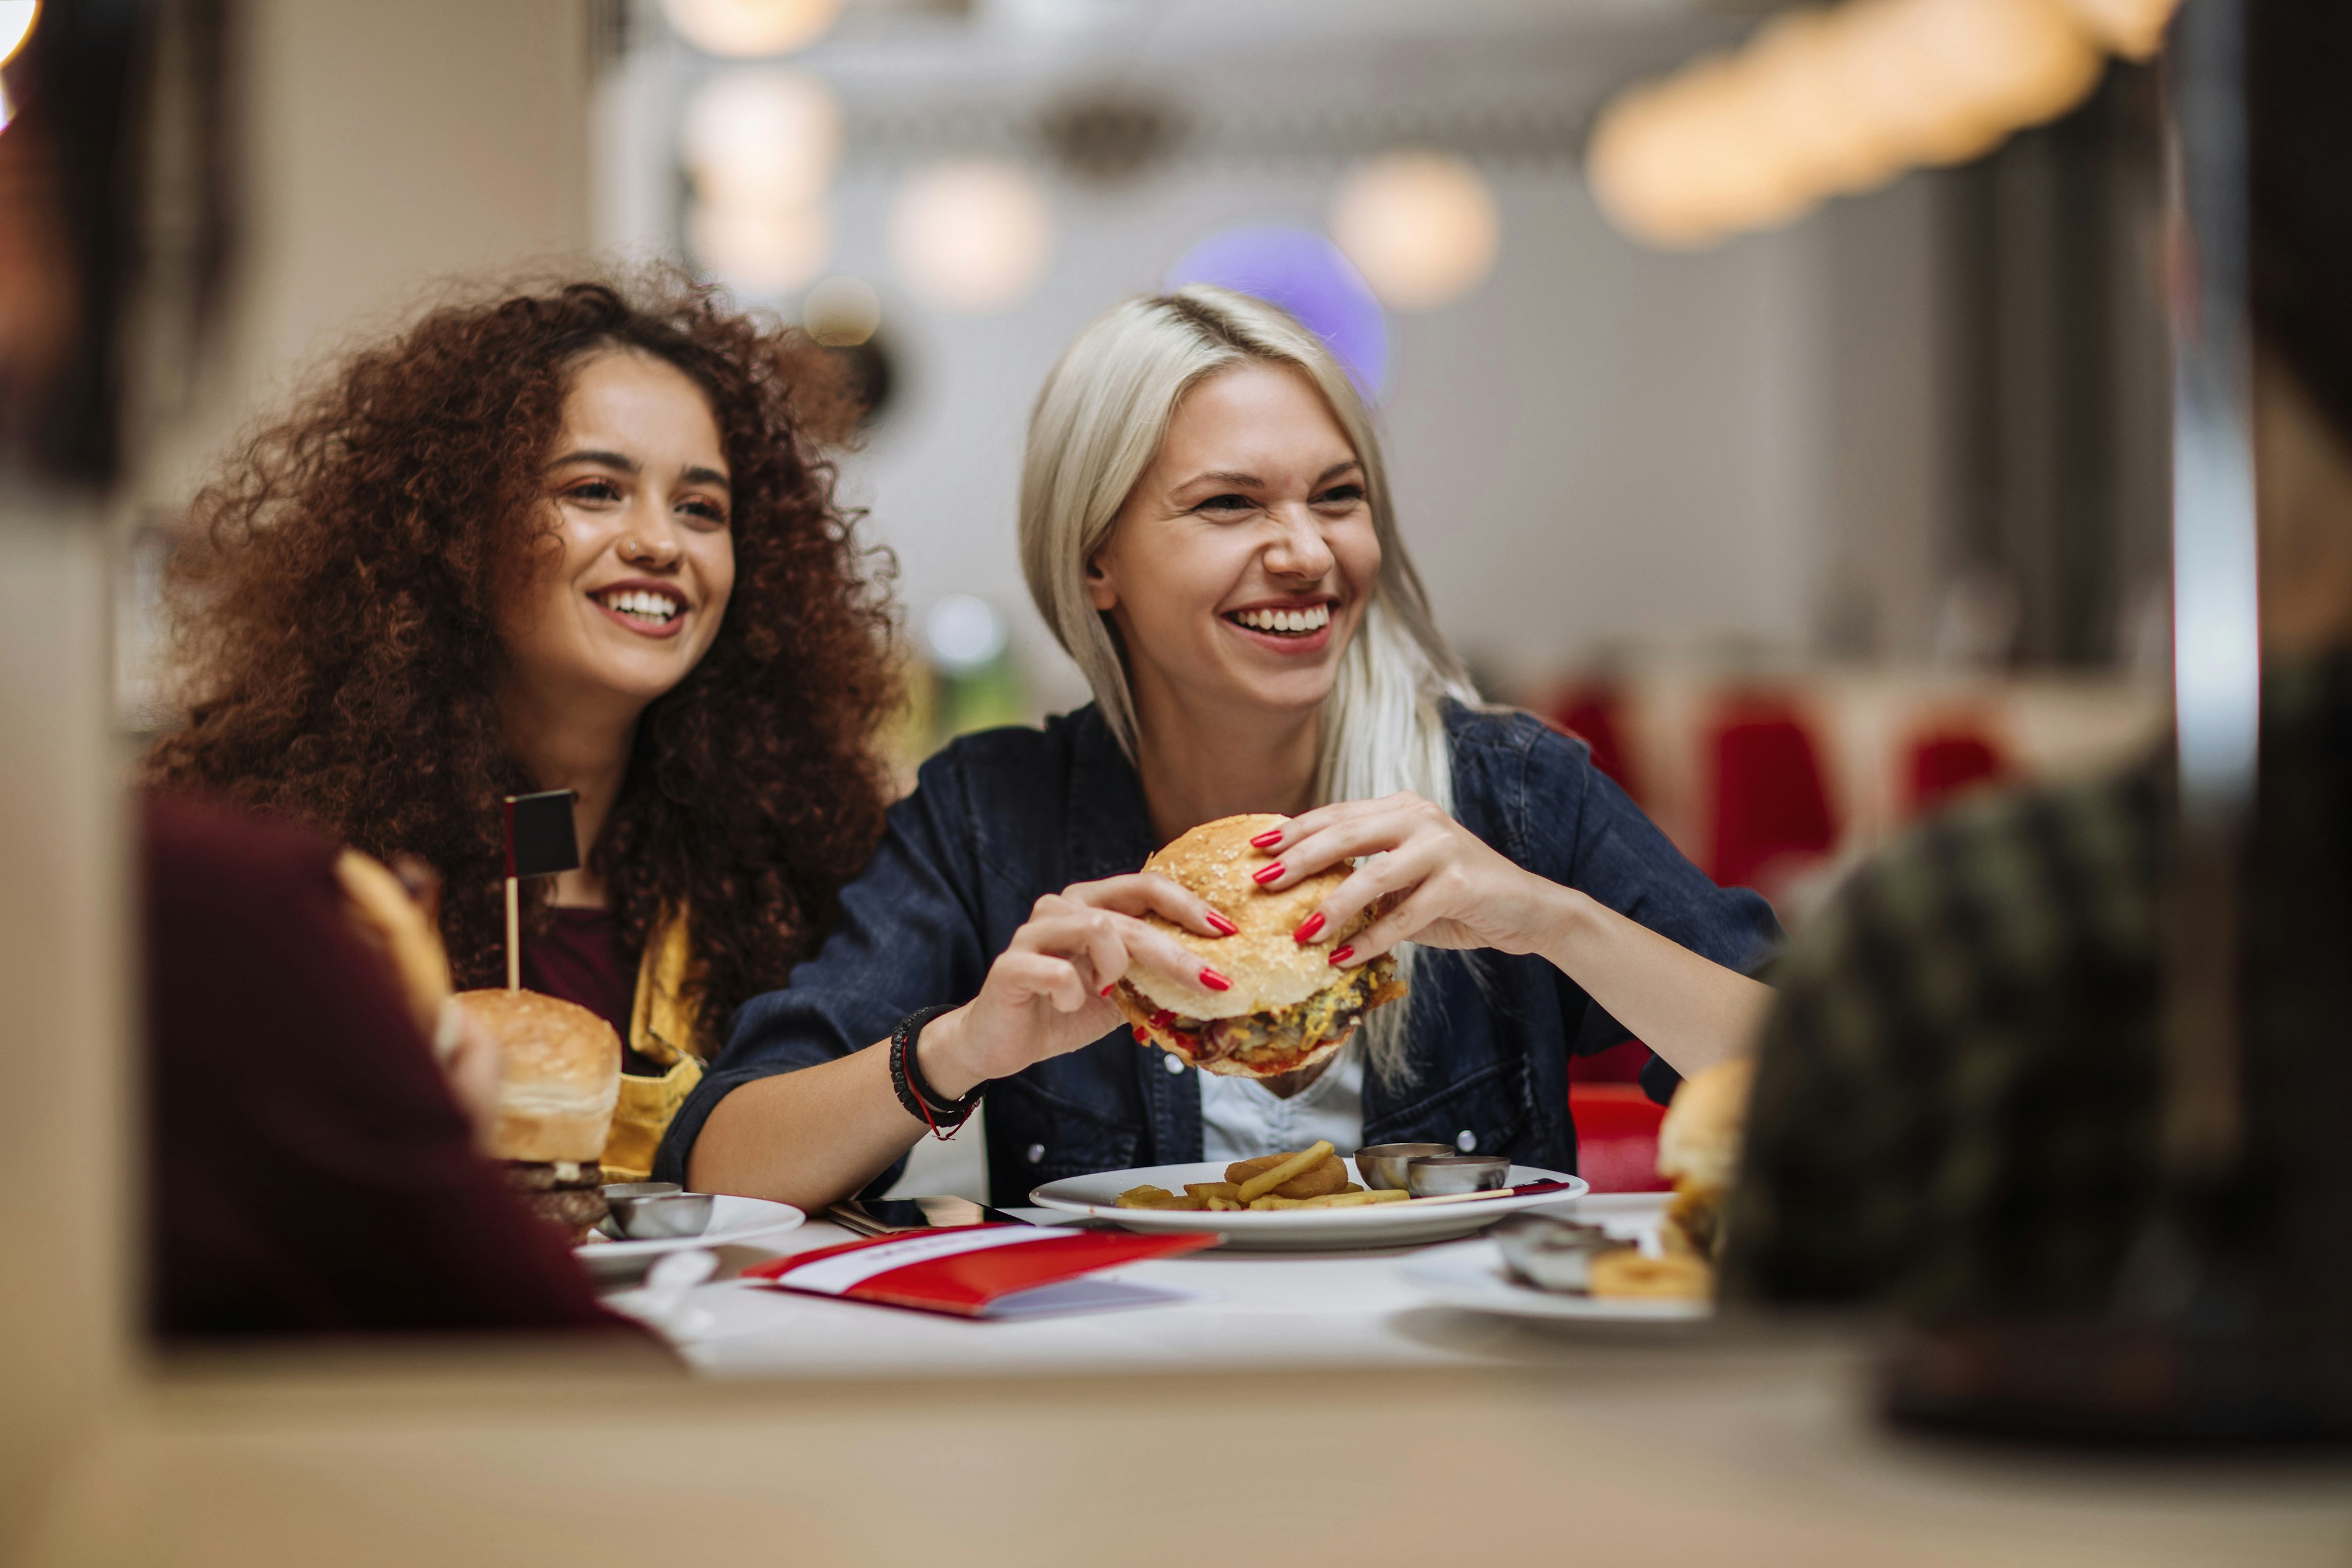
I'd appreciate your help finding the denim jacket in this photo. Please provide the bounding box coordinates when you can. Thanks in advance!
[655,702,1781,1200]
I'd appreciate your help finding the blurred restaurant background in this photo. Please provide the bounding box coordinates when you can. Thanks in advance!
[115,0,2175,934]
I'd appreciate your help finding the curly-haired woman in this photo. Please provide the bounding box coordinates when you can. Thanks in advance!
[146,276,899,1181]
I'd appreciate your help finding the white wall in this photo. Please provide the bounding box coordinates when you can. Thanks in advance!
[140,0,594,510]
[810,159,1939,706]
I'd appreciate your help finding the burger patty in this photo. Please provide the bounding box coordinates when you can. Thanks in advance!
[502,1159,603,1194]
[1173,956,1399,1066]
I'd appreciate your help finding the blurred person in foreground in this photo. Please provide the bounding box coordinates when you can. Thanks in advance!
[670,287,1781,1209]
[146,791,649,1340]
[1725,0,2352,1317]
[145,277,899,1183]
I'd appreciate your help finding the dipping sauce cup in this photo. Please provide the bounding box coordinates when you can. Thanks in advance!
[1354,1142,1453,1190]
[1405,1153,1512,1196]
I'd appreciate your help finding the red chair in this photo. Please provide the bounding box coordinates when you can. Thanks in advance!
[1567,1038,1650,1084]
[1706,698,1837,894]
[1569,1083,1670,1193]
[1904,728,2008,818]
[1548,682,1640,802]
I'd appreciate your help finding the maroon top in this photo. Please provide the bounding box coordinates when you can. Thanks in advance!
[523,906,662,1076]
[143,791,646,1342]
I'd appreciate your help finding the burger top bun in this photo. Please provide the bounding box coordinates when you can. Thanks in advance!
[1655,1055,1756,1193]
[1125,813,1373,1020]
[455,989,622,1164]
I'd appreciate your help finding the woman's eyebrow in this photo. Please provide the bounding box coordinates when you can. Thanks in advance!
[680,464,731,488]
[1315,459,1363,483]
[1182,470,1265,490]
[548,448,637,473]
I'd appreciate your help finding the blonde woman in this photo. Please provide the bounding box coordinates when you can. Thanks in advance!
[667,287,1780,1209]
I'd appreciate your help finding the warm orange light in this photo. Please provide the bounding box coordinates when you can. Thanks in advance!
[889,159,1055,313]
[1586,0,2127,252]
[1329,153,1501,311]
[0,1,35,71]
[2060,0,2180,61]
[663,0,840,58]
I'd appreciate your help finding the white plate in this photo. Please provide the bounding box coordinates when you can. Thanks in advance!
[574,1195,804,1283]
[1028,1160,1586,1251]
[1398,1235,1711,1321]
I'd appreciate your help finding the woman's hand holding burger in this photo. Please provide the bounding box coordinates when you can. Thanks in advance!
[1249,793,1774,1081]
[1250,793,1576,963]
[916,873,1235,1097]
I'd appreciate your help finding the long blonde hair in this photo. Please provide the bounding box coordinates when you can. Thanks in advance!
[1019,285,1478,1083]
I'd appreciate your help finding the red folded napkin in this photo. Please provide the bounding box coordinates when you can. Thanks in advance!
[742,1224,1217,1319]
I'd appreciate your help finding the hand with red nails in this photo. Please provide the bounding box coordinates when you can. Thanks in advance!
[913,872,1233,1096]
[1254,793,1577,965]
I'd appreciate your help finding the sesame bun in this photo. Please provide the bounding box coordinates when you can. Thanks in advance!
[456,988,623,1164]
[1125,813,1374,1020]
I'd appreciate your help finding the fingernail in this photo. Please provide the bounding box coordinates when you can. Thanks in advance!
[1205,911,1238,937]
[1250,829,1283,849]
[1293,911,1326,943]
[1251,862,1284,886]
[1100,981,1116,997]
[1199,966,1232,992]
[1329,946,1354,967]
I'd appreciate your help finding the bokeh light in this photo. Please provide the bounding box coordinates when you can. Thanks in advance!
[2060,0,2179,61]
[662,0,841,59]
[1165,226,1389,400]
[925,595,1010,676]
[0,1,36,71]
[682,67,840,207]
[802,274,881,347]
[889,159,1055,313]
[1329,152,1500,312]
[1586,0,2133,252]
[690,195,835,294]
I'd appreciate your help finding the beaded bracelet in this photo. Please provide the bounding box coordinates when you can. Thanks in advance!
[889,1004,982,1139]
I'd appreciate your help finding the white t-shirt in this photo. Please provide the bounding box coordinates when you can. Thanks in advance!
[1196,1039,1365,1161]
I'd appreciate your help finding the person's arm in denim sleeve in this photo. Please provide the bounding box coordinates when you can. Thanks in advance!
[655,749,993,1202]
[1521,722,1783,1101]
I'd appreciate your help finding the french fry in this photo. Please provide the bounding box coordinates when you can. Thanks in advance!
[1237,1140,1335,1204]
[1114,1185,1175,1208]
[1185,1182,1243,1202]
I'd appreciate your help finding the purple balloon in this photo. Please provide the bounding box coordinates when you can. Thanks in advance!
[1164,225,1391,399]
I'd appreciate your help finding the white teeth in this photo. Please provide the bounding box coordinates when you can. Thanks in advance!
[601,589,679,622]
[1235,605,1330,634]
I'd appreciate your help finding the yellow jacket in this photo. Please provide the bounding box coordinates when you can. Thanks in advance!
[601,909,706,1183]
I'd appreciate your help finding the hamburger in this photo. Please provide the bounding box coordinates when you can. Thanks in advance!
[1655,1055,1755,1261]
[453,988,622,1243]
[1107,813,1408,1079]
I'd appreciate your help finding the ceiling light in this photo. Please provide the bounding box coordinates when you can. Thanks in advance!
[662,0,841,58]
[889,159,1055,313]
[681,67,841,207]
[1329,152,1501,312]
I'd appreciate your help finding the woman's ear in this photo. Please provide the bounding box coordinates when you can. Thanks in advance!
[1084,551,1118,612]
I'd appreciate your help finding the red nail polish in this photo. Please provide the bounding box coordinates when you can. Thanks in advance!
[1198,966,1232,992]
[1205,911,1238,936]
[1252,862,1284,885]
[1294,911,1326,943]
[1250,829,1283,849]
[1100,981,1116,997]
[1329,946,1354,966]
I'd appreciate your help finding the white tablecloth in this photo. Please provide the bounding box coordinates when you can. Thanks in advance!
[611,1196,1675,1380]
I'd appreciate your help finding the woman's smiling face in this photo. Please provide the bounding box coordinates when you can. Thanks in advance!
[498,348,736,713]
[1088,361,1381,725]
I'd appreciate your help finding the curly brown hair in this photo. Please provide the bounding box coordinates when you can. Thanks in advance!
[146,273,901,1047]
